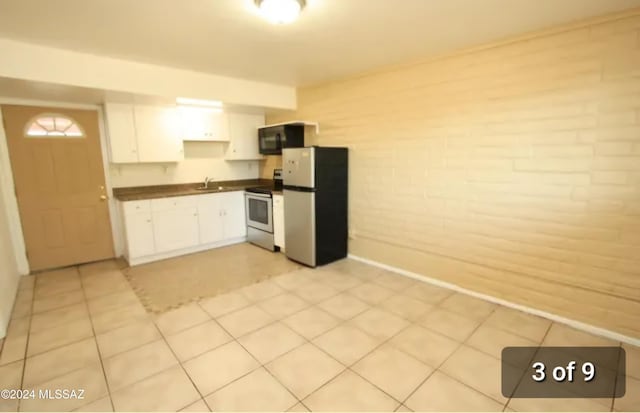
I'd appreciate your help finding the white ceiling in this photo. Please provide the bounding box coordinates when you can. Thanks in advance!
[0,0,639,87]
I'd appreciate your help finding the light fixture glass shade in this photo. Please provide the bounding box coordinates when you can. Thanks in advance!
[257,0,304,24]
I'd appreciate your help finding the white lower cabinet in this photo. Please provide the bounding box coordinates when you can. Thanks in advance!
[123,211,155,258]
[197,195,225,244]
[197,191,246,244]
[120,191,247,265]
[152,207,200,253]
[273,194,285,250]
[221,192,247,239]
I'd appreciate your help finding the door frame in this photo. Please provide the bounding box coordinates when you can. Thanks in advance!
[0,97,124,275]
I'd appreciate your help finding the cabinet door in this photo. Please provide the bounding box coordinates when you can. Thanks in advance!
[124,211,155,258]
[180,108,229,141]
[222,191,247,239]
[225,113,265,160]
[152,207,199,252]
[273,195,285,249]
[134,105,184,162]
[104,103,139,163]
[196,194,225,244]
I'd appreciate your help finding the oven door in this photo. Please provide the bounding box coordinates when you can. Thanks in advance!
[245,192,273,233]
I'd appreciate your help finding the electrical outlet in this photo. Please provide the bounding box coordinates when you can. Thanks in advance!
[348,228,356,240]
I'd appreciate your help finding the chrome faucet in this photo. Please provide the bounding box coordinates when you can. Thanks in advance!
[202,177,211,189]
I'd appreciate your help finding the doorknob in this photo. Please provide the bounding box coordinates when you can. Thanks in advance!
[100,195,108,201]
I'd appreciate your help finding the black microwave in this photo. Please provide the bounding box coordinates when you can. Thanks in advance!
[259,125,304,155]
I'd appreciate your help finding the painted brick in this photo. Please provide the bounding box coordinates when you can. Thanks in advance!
[592,171,629,185]
[264,11,640,337]
[593,157,640,170]
[595,142,635,155]
[514,159,592,172]
[597,110,638,127]
[532,145,594,158]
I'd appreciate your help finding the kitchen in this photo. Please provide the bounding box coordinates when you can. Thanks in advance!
[0,0,640,412]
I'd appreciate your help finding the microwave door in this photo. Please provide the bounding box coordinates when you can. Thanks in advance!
[260,131,282,154]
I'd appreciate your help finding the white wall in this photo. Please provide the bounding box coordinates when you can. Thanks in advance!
[0,38,296,110]
[0,109,28,277]
[109,142,260,188]
[0,117,20,337]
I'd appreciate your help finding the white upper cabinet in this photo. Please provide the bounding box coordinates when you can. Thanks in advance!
[225,113,265,161]
[105,103,184,163]
[179,108,229,141]
[104,103,139,163]
[134,105,184,163]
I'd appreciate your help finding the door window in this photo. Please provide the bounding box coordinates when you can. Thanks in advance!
[25,114,85,138]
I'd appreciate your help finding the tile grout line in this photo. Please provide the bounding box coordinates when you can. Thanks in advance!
[152,314,215,412]
[195,308,301,411]
[503,321,554,412]
[207,298,315,410]
[609,341,624,413]
[398,306,499,409]
[78,265,116,413]
[245,271,458,409]
[16,275,36,413]
[188,274,379,410]
[298,279,445,410]
[163,282,336,410]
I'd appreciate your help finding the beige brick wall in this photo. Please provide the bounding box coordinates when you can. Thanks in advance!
[267,11,640,338]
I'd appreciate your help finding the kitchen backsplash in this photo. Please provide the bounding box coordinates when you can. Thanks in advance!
[109,141,259,188]
[259,155,282,179]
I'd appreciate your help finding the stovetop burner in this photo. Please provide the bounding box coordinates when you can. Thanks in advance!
[245,186,274,195]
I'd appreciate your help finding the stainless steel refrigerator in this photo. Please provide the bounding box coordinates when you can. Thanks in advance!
[283,147,348,267]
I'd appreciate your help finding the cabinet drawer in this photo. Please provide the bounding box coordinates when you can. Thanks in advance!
[122,200,151,215]
[151,196,198,212]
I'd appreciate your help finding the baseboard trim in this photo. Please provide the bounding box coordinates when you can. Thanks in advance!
[348,253,640,347]
[127,237,247,266]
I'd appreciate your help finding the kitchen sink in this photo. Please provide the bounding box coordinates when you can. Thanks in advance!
[196,186,226,191]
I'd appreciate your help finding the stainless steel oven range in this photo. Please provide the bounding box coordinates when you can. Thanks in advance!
[245,189,276,251]
[245,169,282,251]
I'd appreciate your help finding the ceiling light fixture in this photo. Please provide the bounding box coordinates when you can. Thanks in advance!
[176,97,223,108]
[255,0,306,24]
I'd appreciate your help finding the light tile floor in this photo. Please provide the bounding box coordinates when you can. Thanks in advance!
[0,247,637,412]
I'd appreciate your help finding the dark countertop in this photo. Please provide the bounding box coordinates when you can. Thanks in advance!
[113,179,274,201]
